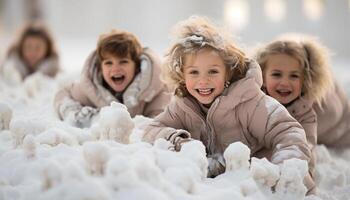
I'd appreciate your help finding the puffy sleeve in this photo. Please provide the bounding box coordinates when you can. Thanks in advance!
[142,98,190,144]
[247,95,312,165]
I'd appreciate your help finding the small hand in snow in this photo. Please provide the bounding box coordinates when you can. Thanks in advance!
[207,153,226,178]
[74,106,98,127]
[173,136,193,151]
[167,129,192,151]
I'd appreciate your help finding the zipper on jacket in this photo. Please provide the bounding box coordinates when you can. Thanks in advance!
[206,98,220,155]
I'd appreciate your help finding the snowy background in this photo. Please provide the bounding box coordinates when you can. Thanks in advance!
[1,0,350,199]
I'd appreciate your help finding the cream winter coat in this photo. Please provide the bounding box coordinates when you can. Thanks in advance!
[54,48,170,122]
[314,80,350,147]
[286,97,317,192]
[142,61,313,189]
[1,52,59,82]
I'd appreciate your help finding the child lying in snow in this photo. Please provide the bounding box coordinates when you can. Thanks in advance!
[1,22,60,83]
[254,34,350,193]
[54,29,170,128]
[141,16,313,194]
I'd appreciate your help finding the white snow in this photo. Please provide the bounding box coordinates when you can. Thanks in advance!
[0,71,349,200]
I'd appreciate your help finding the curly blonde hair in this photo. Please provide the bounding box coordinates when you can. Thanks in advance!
[254,34,333,104]
[162,16,248,97]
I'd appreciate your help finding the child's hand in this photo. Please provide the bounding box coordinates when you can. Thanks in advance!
[167,129,192,151]
[207,153,225,178]
[74,106,98,127]
[173,136,193,151]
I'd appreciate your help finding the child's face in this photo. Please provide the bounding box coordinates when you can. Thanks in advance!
[101,53,136,93]
[183,48,226,106]
[22,36,48,68]
[264,53,303,105]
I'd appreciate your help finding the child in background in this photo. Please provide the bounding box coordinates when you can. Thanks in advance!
[142,16,313,194]
[54,29,170,128]
[254,33,350,194]
[1,22,60,82]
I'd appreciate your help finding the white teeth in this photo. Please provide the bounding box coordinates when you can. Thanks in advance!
[197,88,212,95]
[112,75,123,78]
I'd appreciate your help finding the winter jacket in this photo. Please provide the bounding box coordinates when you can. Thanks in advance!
[314,80,350,147]
[142,60,313,190]
[0,52,59,81]
[54,48,171,125]
[286,97,317,193]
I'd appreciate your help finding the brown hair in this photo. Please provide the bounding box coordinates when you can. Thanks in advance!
[8,22,58,60]
[97,29,143,71]
[163,16,248,97]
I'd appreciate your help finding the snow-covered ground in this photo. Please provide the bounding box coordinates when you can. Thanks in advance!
[0,58,349,200]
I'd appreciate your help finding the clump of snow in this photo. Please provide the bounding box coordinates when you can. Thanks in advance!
[22,134,37,159]
[224,142,251,171]
[9,118,46,147]
[250,157,280,189]
[91,102,134,144]
[0,102,12,130]
[274,158,308,199]
[83,141,110,176]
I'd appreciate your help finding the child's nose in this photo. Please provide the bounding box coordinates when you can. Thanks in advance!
[280,77,290,85]
[198,75,210,84]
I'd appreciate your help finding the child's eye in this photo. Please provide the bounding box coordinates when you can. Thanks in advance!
[208,69,219,74]
[290,74,300,79]
[104,61,113,65]
[271,72,281,77]
[120,60,129,64]
[188,70,199,75]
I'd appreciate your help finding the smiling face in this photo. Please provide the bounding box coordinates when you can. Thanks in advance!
[264,53,303,105]
[22,36,48,70]
[101,53,136,93]
[183,48,226,106]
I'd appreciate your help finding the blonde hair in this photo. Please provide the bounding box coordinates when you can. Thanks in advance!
[163,16,248,97]
[255,34,333,104]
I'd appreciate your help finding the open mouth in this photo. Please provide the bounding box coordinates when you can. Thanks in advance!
[276,90,292,97]
[196,88,214,95]
[111,75,125,84]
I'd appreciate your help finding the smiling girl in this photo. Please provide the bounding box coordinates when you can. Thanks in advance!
[254,35,338,194]
[54,29,170,127]
[142,16,313,194]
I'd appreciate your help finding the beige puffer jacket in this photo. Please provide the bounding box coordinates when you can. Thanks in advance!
[1,52,59,82]
[314,80,350,147]
[54,48,171,124]
[286,97,317,193]
[142,60,313,190]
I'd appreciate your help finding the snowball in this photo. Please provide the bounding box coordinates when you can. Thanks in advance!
[92,102,134,144]
[250,157,280,187]
[274,158,308,198]
[224,142,251,171]
[180,140,208,179]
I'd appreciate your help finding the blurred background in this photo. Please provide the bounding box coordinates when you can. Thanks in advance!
[0,0,349,75]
